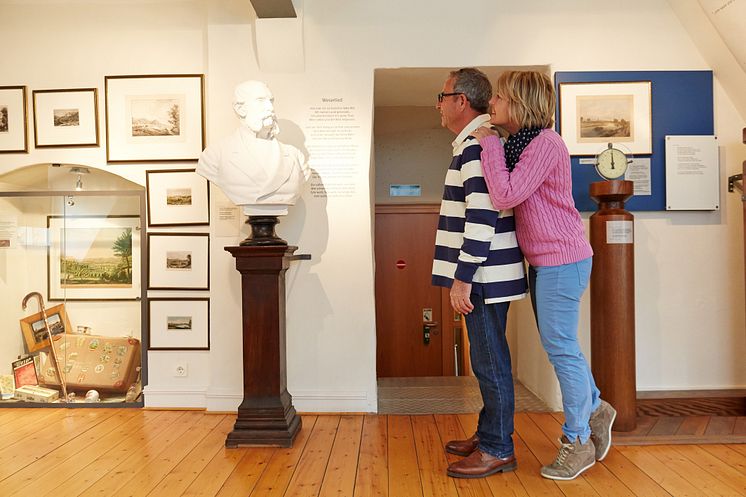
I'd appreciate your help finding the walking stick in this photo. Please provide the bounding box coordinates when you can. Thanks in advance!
[22,292,68,402]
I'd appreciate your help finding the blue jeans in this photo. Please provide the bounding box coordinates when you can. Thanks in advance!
[529,257,600,443]
[464,298,514,459]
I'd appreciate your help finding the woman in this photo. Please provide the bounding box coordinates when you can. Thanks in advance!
[471,71,616,481]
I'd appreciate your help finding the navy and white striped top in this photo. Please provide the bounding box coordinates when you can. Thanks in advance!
[432,115,528,304]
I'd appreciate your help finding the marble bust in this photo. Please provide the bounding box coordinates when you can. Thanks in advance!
[196,80,309,217]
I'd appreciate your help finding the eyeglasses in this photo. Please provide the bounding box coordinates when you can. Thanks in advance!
[437,92,464,103]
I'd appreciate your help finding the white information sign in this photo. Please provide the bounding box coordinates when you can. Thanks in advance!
[625,158,652,196]
[606,220,633,244]
[665,135,719,210]
[0,216,17,249]
[215,202,241,238]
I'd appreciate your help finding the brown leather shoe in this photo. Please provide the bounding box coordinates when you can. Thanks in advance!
[444,433,479,456]
[447,449,517,478]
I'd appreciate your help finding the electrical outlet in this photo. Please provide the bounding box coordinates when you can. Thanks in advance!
[174,362,188,377]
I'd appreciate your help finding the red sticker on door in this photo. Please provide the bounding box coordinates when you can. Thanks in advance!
[395,260,406,269]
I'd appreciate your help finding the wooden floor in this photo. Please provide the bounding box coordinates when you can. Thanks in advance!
[2,409,746,496]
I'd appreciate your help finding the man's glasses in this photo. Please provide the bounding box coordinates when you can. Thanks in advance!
[437,92,464,103]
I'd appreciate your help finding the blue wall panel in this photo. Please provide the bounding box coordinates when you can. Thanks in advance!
[554,71,714,211]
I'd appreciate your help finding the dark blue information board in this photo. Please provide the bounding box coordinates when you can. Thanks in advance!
[554,71,714,211]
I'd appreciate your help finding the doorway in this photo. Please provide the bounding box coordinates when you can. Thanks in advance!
[372,66,551,413]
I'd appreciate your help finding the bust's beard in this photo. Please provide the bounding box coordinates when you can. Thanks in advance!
[252,115,279,140]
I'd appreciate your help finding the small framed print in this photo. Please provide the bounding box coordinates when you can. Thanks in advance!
[558,81,652,156]
[105,74,205,163]
[147,233,209,290]
[148,298,209,350]
[146,169,209,227]
[0,86,28,153]
[19,303,71,353]
[32,88,99,148]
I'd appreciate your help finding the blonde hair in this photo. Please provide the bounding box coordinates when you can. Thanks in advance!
[494,71,555,129]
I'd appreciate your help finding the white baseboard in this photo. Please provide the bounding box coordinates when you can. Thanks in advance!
[143,386,207,409]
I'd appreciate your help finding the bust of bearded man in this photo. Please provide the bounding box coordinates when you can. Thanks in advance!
[196,80,310,217]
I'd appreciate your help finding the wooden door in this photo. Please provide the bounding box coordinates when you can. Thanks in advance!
[742,128,745,324]
[375,204,457,377]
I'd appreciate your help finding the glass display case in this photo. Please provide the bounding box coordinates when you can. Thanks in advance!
[0,163,146,407]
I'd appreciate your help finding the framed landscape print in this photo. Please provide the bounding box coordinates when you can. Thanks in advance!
[148,298,210,350]
[558,81,652,156]
[146,169,209,227]
[105,74,205,163]
[47,216,142,301]
[0,86,28,153]
[19,303,71,353]
[32,88,99,148]
[147,233,209,290]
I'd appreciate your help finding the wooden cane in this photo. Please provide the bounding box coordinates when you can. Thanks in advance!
[21,292,69,402]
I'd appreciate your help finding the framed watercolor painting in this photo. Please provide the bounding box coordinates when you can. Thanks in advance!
[105,74,205,163]
[558,81,652,156]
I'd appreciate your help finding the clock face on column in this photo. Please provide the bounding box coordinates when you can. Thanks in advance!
[595,143,629,180]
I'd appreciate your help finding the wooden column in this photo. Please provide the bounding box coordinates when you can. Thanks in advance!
[224,245,302,447]
[589,180,636,432]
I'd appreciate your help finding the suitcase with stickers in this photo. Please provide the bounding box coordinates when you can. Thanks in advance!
[38,335,141,393]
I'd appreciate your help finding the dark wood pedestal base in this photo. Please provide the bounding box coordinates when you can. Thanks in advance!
[224,245,303,447]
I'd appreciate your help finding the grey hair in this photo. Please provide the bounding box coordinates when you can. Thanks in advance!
[449,68,492,114]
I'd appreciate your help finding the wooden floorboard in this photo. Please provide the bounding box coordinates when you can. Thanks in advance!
[0,409,745,496]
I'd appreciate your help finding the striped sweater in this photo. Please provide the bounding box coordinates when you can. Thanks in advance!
[480,129,593,267]
[431,115,528,304]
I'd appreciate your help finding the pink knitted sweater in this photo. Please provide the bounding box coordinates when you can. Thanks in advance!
[480,129,593,267]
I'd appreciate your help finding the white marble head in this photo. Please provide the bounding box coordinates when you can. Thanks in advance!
[233,80,279,140]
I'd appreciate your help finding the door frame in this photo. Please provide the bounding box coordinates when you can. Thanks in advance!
[375,203,458,376]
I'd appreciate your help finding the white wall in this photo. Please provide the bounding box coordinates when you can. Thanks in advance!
[1,0,744,412]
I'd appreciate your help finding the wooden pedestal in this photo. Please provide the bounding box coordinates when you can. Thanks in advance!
[589,180,637,432]
[224,245,302,447]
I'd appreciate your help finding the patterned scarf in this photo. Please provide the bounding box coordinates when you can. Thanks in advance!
[504,127,543,172]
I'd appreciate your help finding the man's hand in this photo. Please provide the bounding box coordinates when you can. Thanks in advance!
[450,279,474,315]
[469,126,499,144]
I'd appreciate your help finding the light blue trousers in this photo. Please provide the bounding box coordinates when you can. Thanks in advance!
[529,257,600,443]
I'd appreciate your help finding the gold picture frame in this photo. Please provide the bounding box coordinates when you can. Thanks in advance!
[105,74,205,163]
[558,81,652,156]
[19,303,71,353]
[0,85,29,154]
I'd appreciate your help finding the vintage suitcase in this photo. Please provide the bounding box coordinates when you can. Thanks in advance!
[39,335,141,393]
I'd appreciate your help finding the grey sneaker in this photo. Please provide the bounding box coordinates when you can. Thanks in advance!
[540,435,595,480]
[589,399,617,461]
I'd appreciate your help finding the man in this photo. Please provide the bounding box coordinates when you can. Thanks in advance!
[196,80,309,217]
[431,68,528,479]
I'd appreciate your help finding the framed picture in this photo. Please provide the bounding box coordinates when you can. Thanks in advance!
[0,86,28,153]
[105,74,205,163]
[147,233,209,290]
[32,88,99,148]
[558,81,652,156]
[148,298,209,350]
[19,303,71,353]
[146,169,209,227]
[47,216,142,301]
